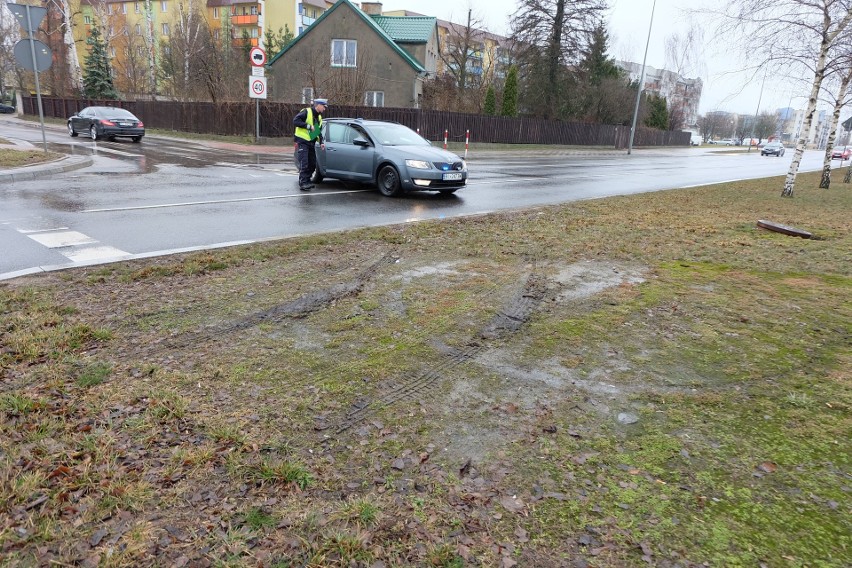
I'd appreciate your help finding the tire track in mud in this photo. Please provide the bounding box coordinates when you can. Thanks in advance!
[132,253,398,357]
[330,274,549,433]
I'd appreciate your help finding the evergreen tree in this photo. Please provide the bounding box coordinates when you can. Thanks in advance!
[645,94,668,129]
[579,25,622,86]
[500,65,518,117]
[483,85,496,115]
[264,25,295,57]
[82,27,118,99]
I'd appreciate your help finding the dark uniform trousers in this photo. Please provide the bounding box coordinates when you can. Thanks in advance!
[296,140,317,186]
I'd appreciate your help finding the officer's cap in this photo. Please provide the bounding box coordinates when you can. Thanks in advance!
[313,98,328,106]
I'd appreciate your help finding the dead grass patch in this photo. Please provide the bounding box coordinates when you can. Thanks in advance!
[1,171,849,566]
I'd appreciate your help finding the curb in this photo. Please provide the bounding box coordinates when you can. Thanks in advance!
[0,154,93,182]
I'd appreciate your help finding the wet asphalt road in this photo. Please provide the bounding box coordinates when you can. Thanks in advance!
[1,117,827,279]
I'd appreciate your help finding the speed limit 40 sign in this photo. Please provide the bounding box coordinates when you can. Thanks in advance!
[249,76,267,99]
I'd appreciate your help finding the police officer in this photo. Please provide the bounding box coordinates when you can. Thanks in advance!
[293,98,327,191]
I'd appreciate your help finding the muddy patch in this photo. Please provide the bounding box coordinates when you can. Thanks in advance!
[551,260,646,302]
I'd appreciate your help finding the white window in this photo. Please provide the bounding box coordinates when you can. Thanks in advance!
[121,3,127,13]
[137,46,144,55]
[84,15,92,24]
[135,23,141,35]
[107,4,112,14]
[250,5,257,15]
[110,46,116,57]
[213,29,220,40]
[331,39,356,67]
[162,22,169,35]
[365,91,384,107]
[164,45,171,55]
[160,0,167,12]
[302,87,313,104]
[213,7,219,18]
[135,2,140,13]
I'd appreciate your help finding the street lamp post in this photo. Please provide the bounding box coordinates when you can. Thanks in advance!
[747,70,767,153]
[628,0,657,155]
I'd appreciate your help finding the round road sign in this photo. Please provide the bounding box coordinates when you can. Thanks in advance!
[249,46,266,67]
[249,77,267,99]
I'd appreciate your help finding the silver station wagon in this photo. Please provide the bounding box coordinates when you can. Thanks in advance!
[312,118,468,197]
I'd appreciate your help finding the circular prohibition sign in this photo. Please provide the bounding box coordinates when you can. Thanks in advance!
[251,78,266,96]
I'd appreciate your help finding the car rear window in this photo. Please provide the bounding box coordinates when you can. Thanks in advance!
[95,107,137,119]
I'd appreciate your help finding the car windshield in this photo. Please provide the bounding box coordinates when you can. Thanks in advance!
[94,107,137,119]
[365,123,429,146]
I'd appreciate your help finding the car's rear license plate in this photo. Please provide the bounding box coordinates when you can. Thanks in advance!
[119,122,131,126]
[442,172,462,180]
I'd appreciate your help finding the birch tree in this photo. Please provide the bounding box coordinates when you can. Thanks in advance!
[717,0,852,197]
[818,37,852,188]
[0,4,19,101]
[50,0,83,93]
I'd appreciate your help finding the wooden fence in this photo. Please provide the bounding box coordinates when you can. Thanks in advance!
[22,96,690,148]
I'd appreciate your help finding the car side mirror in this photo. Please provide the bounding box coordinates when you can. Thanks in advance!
[353,137,370,147]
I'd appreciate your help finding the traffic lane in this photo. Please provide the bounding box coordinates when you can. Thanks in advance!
[8,151,801,260]
[1,116,294,170]
[0,149,830,278]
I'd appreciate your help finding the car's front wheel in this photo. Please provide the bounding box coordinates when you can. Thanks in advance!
[68,122,78,137]
[377,165,402,197]
[89,126,98,140]
[312,170,324,184]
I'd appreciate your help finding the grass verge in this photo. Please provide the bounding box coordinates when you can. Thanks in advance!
[0,171,849,566]
[0,148,63,168]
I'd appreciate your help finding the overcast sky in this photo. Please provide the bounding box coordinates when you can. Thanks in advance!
[378,0,818,117]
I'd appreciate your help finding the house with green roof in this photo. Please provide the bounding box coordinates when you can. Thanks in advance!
[267,0,439,108]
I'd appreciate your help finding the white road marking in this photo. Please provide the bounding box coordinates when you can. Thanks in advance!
[14,226,70,234]
[15,226,132,265]
[27,230,97,248]
[82,189,372,213]
[89,146,141,157]
[65,246,133,262]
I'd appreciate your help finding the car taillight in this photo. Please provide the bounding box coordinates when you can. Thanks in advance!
[100,120,116,126]
[137,121,144,127]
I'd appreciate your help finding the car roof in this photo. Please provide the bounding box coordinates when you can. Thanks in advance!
[324,118,403,127]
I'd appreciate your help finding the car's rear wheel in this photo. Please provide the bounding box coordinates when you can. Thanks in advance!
[89,126,98,140]
[377,165,402,197]
[312,170,324,184]
[68,122,77,137]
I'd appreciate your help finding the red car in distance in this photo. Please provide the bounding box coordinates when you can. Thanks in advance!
[831,145,852,160]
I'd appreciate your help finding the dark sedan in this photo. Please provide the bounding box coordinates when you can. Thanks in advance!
[760,141,785,157]
[68,106,144,142]
[313,118,467,196]
[0,103,15,114]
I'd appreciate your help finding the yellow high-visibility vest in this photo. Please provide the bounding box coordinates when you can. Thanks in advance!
[294,107,322,142]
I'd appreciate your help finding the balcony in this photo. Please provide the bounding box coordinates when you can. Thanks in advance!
[231,14,258,25]
[232,37,259,47]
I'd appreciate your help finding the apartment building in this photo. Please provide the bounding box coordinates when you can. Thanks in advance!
[63,0,334,94]
[380,5,511,85]
[617,60,702,127]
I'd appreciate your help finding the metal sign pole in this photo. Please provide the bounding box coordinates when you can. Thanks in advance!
[256,99,260,142]
[25,4,47,152]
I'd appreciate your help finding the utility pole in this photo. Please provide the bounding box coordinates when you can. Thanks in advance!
[628,0,657,155]
[747,70,766,153]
